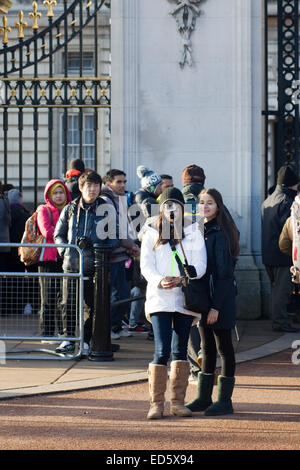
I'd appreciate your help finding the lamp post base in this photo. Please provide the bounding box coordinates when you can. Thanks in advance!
[88,351,114,362]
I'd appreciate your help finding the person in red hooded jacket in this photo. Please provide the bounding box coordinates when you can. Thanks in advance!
[36,179,72,339]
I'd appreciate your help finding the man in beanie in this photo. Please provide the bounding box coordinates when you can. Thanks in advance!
[181,164,241,380]
[181,165,206,223]
[262,165,300,332]
[135,166,163,220]
[64,158,85,200]
[181,165,206,380]
[182,164,206,186]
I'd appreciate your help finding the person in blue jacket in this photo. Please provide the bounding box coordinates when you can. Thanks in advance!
[186,188,240,416]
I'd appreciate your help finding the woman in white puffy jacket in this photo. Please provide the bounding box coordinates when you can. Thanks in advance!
[140,187,207,420]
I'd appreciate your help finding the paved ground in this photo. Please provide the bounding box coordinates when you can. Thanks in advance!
[0,348,299,451]
[0,319,291,399]
[0,318,300,451]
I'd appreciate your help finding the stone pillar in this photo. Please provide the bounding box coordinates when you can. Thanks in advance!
[111,0,264,319]
[111,0,139,186]
[230,0,263,319]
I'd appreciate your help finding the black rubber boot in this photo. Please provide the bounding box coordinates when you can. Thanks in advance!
[185,372,215,412]
[205,375,235,416]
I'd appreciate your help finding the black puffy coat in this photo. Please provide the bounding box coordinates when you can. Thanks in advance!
[134,189,159,219]
[54,196,119,275]
[200,219,236,330]
[261,185,296,267]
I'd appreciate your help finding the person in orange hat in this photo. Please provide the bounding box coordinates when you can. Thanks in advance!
[64,158,85,200]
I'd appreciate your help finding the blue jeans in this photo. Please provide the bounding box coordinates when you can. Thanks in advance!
[129,286,145,327]
[110,261,130,331]
[150,311,194,366]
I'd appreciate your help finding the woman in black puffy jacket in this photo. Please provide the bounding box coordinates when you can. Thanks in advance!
[186,188,239,416]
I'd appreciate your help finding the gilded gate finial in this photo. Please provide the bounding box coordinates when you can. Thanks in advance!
[43,0,57,18]
[0,16,11,45]
[29,1,42,30]
[15,11,28,39]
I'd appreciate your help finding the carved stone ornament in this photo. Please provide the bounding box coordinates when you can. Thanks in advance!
[167,0,202,68]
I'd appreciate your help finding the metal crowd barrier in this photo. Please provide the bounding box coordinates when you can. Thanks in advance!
[0,241,239,361]
[0,243,84,360]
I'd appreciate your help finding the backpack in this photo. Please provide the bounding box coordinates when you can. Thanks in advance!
[19,206,50,266]
[291,197,300,283]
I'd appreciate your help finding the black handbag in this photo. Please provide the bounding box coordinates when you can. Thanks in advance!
[170,241,211,314]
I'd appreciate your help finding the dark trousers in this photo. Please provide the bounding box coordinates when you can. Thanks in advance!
[265,265,293,327]
[38,261,63,336]
[150,311,194,366]
[199,326,235,377]
[61,276,94,344]
[110,261,130,332]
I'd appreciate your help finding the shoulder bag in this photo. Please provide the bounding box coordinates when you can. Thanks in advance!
[169,240,210,314]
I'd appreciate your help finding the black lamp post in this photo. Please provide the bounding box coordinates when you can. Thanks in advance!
[88,243,114,361]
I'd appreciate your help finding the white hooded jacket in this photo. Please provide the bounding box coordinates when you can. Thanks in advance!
[140,221,207,323]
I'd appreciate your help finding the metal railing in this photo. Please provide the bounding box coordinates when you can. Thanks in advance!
[0,242,84,360]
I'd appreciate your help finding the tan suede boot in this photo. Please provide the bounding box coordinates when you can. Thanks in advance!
[169,360,192,417]
[147,363,168,420]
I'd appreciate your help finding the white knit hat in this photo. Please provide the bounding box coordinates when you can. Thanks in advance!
[137,165,162,193]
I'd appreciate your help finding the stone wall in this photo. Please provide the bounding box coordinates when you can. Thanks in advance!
[111,0,264,319]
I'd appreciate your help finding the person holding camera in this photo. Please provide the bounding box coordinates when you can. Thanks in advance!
[140,187,207,420]
[186,188,239,416]
[54,170,118,355]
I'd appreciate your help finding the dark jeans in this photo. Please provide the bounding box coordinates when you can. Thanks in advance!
[265,265,293,327]
[38,261,63,336]
[199,326,235,377]
[150,311,194,366]
[110,261,130,332]
[61,276,94,344]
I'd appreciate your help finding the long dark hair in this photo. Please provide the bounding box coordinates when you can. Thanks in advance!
[199,188,240,259]
[153,206,185,250]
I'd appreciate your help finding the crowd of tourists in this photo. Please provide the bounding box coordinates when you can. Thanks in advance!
[1,160,299,419]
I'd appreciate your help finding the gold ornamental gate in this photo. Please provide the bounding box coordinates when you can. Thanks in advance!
[0,0,110,206]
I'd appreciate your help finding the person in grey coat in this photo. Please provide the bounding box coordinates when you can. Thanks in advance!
[261,165,299,333]
[101,169,140,339]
